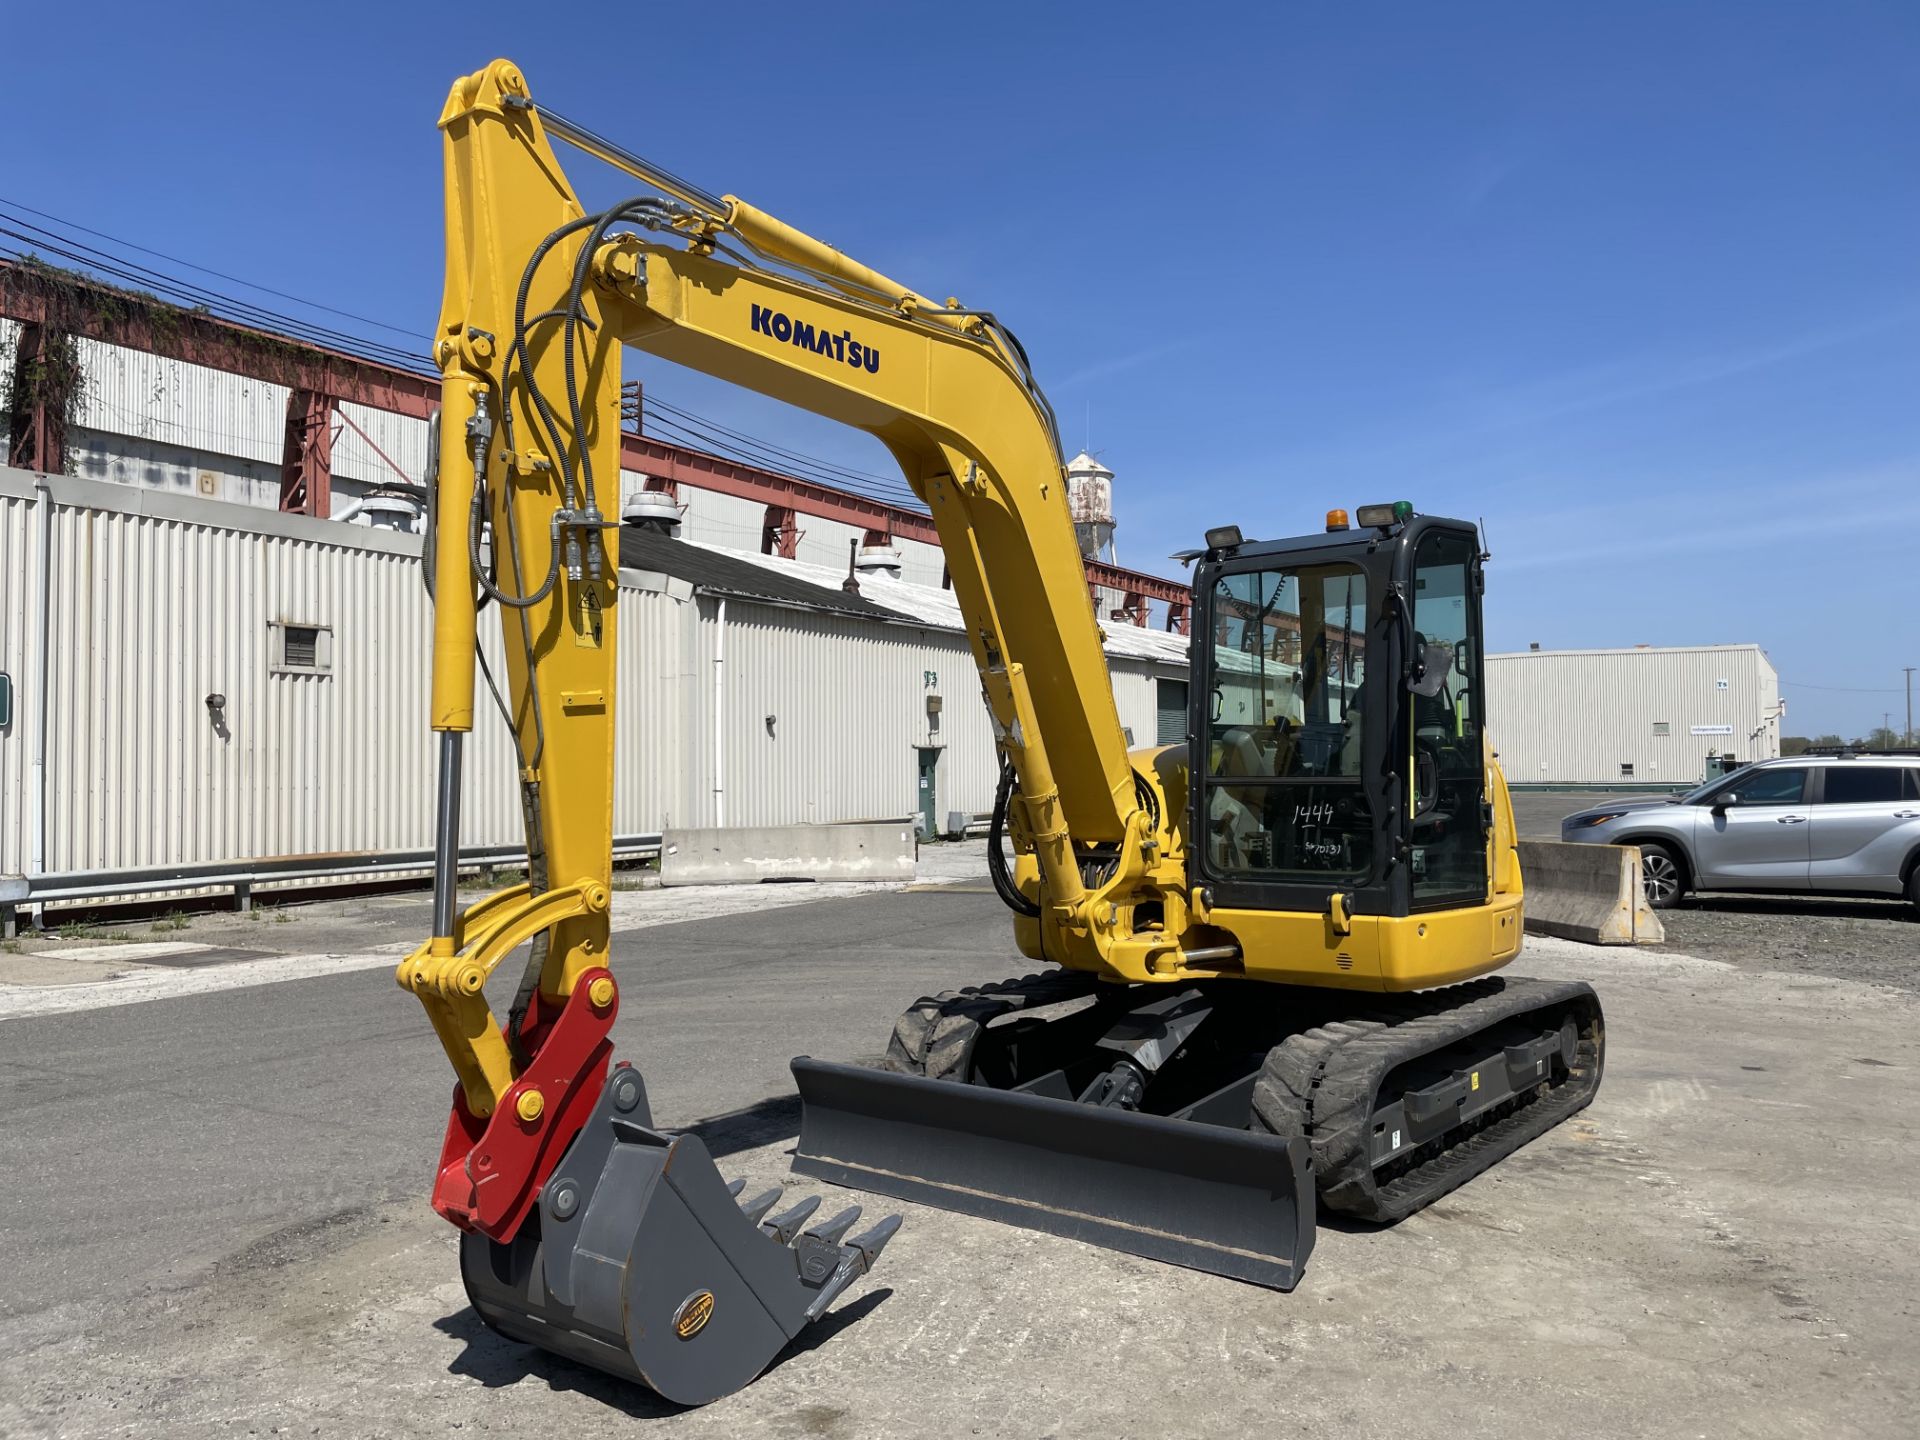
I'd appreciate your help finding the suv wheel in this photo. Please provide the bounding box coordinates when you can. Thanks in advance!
[1907,863,1920,914]
[1639,843,1686,909]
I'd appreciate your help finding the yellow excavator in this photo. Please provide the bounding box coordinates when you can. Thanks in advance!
[400,59,1605,1405]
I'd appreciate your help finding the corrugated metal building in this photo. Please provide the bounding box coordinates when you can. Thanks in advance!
[1486,644,1783,787]
[0,466,1187,911]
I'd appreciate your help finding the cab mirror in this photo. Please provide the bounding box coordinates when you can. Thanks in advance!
[1408,642,1453,698]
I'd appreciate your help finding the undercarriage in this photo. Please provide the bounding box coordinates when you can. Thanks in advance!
[793,970,1603,1285]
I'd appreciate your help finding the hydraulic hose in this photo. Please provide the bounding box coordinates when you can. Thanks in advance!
[988,756,1042,919]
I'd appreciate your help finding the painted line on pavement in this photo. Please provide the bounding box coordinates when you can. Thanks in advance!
[22,940,211,963]
[0,947,412,1021]
[0,874,962,1021]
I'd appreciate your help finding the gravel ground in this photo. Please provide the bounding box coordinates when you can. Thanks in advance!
[1513,788,1920,993]
[1649,895,1918,991]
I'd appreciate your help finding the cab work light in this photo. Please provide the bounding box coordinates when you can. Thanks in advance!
[1356,500,1414,529]
[1204,524,1244,550]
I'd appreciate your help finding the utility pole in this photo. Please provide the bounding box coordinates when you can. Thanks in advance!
[1905,667,1914,746]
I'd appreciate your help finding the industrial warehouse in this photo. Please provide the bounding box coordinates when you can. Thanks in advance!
[1486,643,1784,786]
[0,262,1188,924]
[3,19,1918,1439]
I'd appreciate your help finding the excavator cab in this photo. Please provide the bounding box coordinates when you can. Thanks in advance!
[1192,509,1490,916]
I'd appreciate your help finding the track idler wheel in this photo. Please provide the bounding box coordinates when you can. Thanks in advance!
[460,1064,900,1406]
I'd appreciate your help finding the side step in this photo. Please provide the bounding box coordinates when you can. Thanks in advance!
[791,1057,1315,1290]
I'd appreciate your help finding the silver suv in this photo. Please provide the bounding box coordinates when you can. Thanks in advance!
[1561,754,1920,909]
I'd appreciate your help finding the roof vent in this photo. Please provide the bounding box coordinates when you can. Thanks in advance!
[853,542,903,579]
[621,488,682,536]
[350,495,421,533]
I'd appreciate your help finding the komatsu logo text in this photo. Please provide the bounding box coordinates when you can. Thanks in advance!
[750,304,882,374]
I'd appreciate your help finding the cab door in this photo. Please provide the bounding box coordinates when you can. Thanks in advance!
[1694,766,1812,889]
[1407,529,1488,909]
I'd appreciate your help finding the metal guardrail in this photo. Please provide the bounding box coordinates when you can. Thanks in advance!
[943,810,993,839]
[0,834,663,934]
[1507,783,1689,795]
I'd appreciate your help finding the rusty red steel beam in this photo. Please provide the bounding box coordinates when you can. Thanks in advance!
[0,259,1192,608]
[0,260,441,416]
[619,431,932,544]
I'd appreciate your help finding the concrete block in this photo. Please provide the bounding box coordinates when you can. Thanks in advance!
[660,822,917,887]
[1517,839,1665,946]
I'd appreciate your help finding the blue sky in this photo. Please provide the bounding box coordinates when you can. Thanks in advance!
[8,2,1917,736]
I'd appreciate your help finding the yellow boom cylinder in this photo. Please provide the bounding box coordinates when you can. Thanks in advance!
[429,379,481,732]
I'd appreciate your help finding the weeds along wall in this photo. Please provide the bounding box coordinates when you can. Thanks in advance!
[0,467,1180,896]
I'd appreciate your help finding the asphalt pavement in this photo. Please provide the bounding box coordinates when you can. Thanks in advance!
[4,863,1918,1439]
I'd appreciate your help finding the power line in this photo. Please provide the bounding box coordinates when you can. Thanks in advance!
[641,412,922,512]
[639,402,925,509]
[643,394,912,493]
[1780,679,1905,694]
[1,195,936,516]
[0,223,430,371]
[0,194,423,340]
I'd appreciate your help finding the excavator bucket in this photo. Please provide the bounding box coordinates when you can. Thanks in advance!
[791,1058,1314,1290]
[461,1064,900,1407]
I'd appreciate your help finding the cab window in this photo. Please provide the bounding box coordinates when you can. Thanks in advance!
[1204,563,1371,879]
[1409,529,1487,906]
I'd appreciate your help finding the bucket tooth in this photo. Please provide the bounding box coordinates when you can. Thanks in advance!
[460,1068,899,1407]
[792,1205,902,1323]
[761,1194,822,1244]
[847,1213,904,1267]
[801,1204,862,1247]
[736,1186,783,1225]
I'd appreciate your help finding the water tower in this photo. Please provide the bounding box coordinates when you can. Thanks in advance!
[1065,451,1116,563]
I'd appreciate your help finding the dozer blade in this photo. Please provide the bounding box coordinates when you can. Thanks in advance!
[791,1057,1314,1290]
[461,1064,900,1407]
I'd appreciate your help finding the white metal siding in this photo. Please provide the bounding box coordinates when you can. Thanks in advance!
[0,466,1185,900]
[1486,646,1782,786]
[705,599,1000,829]
[1109,662,1165,750]
[0,474,39,877]
[78,338,287,467]
[0,317,17,457]
[610,578,702,834]
[68,428,282,508]
[36,479,521,872]
[332,402,429,488]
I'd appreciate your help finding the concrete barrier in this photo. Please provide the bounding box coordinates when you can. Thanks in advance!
[660,821,917,887]
[1518,839,1665,946]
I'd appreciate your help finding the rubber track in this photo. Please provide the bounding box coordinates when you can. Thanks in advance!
[881,970,1102,1080]
[1251,976,1604,1223]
